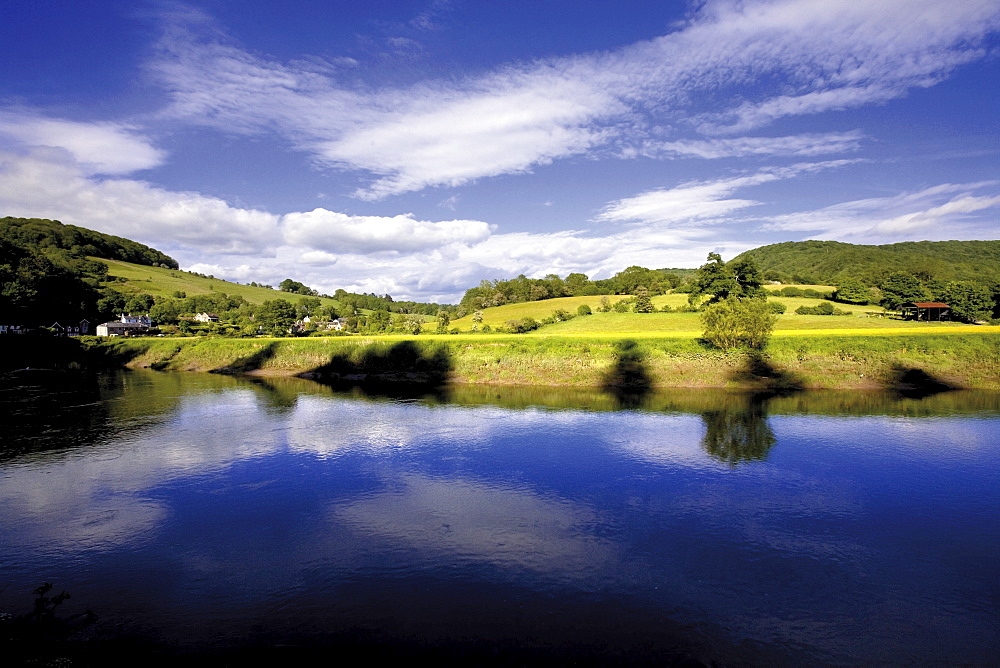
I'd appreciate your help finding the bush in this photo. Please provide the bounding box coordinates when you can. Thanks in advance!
[767,301,787,314]
[577,304,592,316]
[700,298,775,350]
[505,317,540,334]
[795,301,850,316]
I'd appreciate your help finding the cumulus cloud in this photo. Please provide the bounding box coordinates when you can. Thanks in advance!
[0,111,166,175]
[0,150,278,254]
[763,182,1000,241]
[281,208,493,253]
[150,0,1000,198]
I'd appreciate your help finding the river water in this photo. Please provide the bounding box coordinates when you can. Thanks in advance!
[1,370,998,664]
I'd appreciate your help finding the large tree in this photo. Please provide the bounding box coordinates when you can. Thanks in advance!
[256,299,297,336]
[878,272,929,310]
[688,253,766,306]
[938,281,994,323]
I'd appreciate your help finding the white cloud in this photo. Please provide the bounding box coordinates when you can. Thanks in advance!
[763,182,1000,241]
[150,0,1000,198]
[281,208,494,253]
[651,131,865,159]
[0,150,278,254]
[595,161,853,226]
[0,111,166,175]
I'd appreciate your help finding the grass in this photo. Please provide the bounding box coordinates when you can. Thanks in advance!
[96,258,344,309]
[450,290,894,334]
[88,329,1000,390]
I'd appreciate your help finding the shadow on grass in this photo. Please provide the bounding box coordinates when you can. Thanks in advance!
[81,338,152,370]
[728,351,805,397]
[883,364,960,399]
[301,341,453,397]
[700,393,777,466]
[211,342,280,374]
[600,339,653,409]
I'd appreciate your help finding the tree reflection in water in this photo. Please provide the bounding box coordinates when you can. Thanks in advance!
[700,394,776,466]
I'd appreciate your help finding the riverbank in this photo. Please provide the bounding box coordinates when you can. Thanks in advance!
[81,331,1000,391]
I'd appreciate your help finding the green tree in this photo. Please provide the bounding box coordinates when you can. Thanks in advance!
[688,253,737,305]
[297,296,321,317]
[125,293,154,314]
[879,272,929,310]
[564,272,589,295]
[700,297,775,350]
[938,281,993,323]
[633,286,654,313]
[256,299,297,335]
[436,310,451,333]
[689,253,766,306]
[835,277,870,303]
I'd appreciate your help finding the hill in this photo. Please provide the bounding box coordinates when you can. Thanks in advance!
[734,240,1000,285]
[1,216,177,268]
[98,258,343,309]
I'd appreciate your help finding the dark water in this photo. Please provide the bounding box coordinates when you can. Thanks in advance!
[1,370,998,665]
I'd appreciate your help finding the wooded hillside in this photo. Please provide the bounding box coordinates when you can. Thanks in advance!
[734,240,1000,285]
[1,217,178,268]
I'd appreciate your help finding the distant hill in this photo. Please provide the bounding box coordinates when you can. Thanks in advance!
[0,217,178,268]
[734,240,1000,285]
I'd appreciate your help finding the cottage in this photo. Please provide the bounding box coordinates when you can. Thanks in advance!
[119,313,152,326]
[900,302,951,321]
[194,312,220,323]
[96,321,150,336]
[48,319,91,337]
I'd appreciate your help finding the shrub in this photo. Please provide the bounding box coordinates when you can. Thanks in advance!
[577,304,592,316]
[795,301,849,316]
[505,317,540,333]
[767,301,787,314]
[700,298,775,350]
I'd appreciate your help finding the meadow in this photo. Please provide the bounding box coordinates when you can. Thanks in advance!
[97,258,344,309]
[88,327,1000,390]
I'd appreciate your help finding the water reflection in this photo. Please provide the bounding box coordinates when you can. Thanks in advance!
[1,370,998,665]
[333,473,615,575]
[700,393,776,465]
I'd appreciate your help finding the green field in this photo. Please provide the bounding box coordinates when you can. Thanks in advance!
[97,258,344,309]
[446,291,969,336]
[87,330,1000,390]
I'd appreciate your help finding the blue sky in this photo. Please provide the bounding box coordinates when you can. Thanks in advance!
[1,0,998,302]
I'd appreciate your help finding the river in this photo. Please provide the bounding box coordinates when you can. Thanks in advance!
[1,370,998,665]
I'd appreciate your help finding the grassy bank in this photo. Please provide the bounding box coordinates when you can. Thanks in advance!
[86,330,1000,390]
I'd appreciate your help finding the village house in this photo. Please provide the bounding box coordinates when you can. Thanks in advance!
[49,319,91,336]
[294,316,345,333]
[194,312,220,323]
[120,313,152,326]
[96,314,152,336]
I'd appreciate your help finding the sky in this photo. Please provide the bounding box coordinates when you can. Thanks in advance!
[1,0,998,303]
